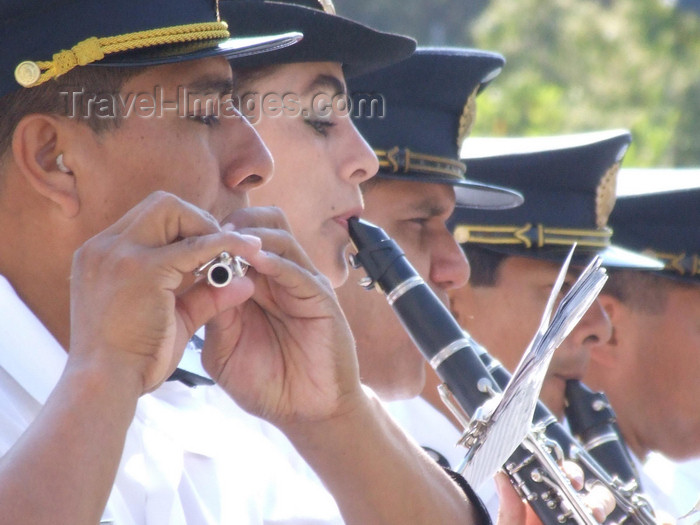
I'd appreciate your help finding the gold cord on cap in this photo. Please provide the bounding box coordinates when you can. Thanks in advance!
[457,86,479,147]
[15,21,230,89]
[453,223,612,249]
[375,146,466,180]
[318,0,337,15]
[646,250,700,277]
[595,162,620,229]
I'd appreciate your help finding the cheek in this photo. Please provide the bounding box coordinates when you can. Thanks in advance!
[252,126,325,204]
[392,238,431,280]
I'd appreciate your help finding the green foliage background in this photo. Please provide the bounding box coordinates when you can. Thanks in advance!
[338,0,700,166]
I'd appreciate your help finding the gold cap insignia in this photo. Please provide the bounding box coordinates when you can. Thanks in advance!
[14,61,42,88]
[457,86,479,147]
[318,0,336,15]
[595,162,619,229]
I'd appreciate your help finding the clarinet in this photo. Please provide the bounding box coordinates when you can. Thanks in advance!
[478,348,656,524]
[565,381,655,516]
[347,217,657,525]
[348,217,600,525]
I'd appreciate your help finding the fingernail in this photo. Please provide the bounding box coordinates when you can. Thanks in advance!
[222,223,236,232]
[240,234,262,247]
[494,472,509,494]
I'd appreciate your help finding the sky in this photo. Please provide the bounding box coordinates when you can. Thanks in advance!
[616,168,700,196]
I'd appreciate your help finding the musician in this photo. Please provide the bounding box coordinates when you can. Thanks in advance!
[438,131,664,516]
[190,3,533,522]
[337,51,619,522]
[0,1,508,523]
[446,131,663,419]
[583,182,700,518]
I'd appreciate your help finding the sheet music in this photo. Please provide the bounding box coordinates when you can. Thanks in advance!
[461,246,609,489]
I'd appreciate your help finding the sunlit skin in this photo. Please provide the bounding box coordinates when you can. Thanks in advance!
[1,56,273,349]
[235,62,378,288]
[585,280,700,459]
[336,179,471,400]
[448,256,613,420]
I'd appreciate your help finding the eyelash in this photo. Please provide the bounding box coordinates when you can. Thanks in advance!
[189,114,221,127]
[305,118,335,136]
[407,217,430,229]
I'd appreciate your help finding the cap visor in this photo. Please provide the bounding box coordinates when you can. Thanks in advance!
[454,182,524,210]
[95,31,303,67]
[599,245,665,270]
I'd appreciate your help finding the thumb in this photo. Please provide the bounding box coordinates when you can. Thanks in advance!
[495,472,527,525]
[176,277,255,342]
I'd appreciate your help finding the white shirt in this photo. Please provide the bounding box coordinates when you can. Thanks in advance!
[0,275,339,524]
[642,452,700,520]
[384,396,499,520]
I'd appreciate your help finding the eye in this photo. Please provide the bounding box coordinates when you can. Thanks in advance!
[189,114,221,127]
[304,117,335,136]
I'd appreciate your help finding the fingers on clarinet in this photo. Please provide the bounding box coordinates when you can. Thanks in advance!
[494,472,527,525]
[561,460,585,490]
[585,483,616,523]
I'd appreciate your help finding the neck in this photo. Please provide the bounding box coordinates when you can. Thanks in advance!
[0,195,73,351]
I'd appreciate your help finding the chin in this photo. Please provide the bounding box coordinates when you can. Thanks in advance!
[327,250,350,288]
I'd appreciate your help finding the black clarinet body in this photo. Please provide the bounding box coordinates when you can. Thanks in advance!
[477,347,657,524]
[564,381,653,510]
[348,217,657,525]
[348,217,598,525]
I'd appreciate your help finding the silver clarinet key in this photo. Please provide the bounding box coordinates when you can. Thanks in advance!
[194,252,250,287]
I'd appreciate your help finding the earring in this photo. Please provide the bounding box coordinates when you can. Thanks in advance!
[56,153,71,174]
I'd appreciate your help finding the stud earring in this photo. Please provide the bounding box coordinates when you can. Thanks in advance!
[56,153,71,174]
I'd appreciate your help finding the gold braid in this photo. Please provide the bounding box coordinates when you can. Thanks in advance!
[16,22,230,88]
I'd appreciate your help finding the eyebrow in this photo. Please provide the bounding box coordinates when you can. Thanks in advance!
[409,196,453,218]
[186,76,235,96]
[302,73,347,97]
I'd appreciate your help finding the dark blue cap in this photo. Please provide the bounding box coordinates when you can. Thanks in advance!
[220,0,416,78]
[450,130,664,269]
[1,0,302,99]
[610,185,700,282]
[348,47,524,210]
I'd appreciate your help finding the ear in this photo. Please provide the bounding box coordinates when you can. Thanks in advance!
[588,293,624,367]
[11,114,80,217]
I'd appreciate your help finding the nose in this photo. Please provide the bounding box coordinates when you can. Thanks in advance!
[221,107,274,192]
[568,298,613,350]
[339,121,379,185]
[429,228,471,291]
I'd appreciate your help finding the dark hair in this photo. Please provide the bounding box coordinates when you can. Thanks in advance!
[0,66,146,163]
[463,244,508,287]
[602,268,677,315]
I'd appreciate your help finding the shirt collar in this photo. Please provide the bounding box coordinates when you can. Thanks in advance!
[0,275,67,404]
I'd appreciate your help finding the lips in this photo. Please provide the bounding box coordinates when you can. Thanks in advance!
[333,207,363,231]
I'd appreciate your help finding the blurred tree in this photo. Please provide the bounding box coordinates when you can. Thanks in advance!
[336,0,488,46]
[469,0,700,166]
[336,0,700,166]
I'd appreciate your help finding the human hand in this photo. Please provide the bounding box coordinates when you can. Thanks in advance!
[68,192,262,395]
[494,460,616,525]
[201,206,361,426]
